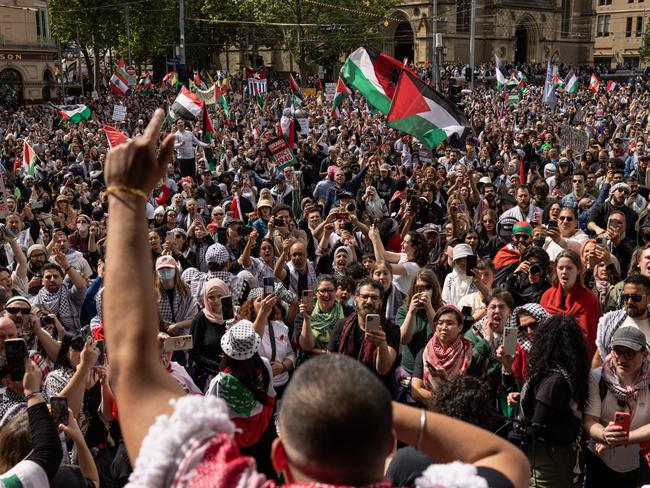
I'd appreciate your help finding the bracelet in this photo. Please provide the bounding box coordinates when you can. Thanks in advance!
[415,408,427,451]
[25,392,42,401]
[106,185,148,201]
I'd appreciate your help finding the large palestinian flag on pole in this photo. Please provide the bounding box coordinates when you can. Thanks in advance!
[171,86,203,121]
[55,104,91,123]
[387,70,470,149]
[340,47,406,115]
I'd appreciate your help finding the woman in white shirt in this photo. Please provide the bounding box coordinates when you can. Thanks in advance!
[584,326,650,487]
[240,289,296,396]
[369,225,429,295]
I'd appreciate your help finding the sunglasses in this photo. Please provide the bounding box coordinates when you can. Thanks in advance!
[612,347,639,359]
[622,294,645,303]
[6,307,31,315]
[513,234,531,241]
[558,216,574,222]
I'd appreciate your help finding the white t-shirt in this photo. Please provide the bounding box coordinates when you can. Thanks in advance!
[585,367,650,473]
[457,291,484,317]
[621,317,650,349]
[393,254,420,295]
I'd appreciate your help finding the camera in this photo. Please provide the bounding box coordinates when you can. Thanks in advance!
[237,226,253,237]
[529,263,542,275]
[40,314,53,326]
[275,217,285,227]
[346,203,356,213]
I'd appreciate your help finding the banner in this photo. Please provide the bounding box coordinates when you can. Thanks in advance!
[267,136,297,170]
[112,105,127,122]
[297,118,309,135]
[556,123,589,154]
[190,81,217,105]
[325,82,336,102]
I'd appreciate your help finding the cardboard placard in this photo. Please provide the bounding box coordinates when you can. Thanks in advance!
[112,105,127,122]
[325,82,336,102]
[267,136,297,170]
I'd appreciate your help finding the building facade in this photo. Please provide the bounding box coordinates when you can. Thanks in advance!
[593,0,648,68]
[383,0,593,67]
[0,1,57,103]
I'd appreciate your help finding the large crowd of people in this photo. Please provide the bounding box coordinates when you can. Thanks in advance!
[0,62,649,487]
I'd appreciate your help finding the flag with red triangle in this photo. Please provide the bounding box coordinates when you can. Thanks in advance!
[231,192,242,221]
[22,141,40,175]
[589,74,600,94]
[110,58,129,96]
[202,103,214,143]
[288,74,303,100]
[386,70,469,149]
[102,124,129,149]
[279,94,297,149]
[171,86,203,121]
[606,80,617,93]
[331,77,352,118]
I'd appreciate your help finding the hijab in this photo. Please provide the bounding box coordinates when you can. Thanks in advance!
[202,278,229,323]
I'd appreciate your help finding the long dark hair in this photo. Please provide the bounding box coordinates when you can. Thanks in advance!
[220,353,270,405]
[525,314,589,410]
[407,231,430,267]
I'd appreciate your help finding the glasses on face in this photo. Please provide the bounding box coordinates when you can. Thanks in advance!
[317,288,335,294]
[622,293,645,303]
[612,347,639,360]
[608,219,623,226]
[558,216,575,222]
[359,294,381,302]
[6,307,31,315]
[513,234,530,241]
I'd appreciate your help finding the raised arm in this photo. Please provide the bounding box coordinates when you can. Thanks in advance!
[104,108,184,464]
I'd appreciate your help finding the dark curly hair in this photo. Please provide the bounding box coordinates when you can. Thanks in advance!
[524,314,590,410]
[429,376,493,429]
[407,231,430,267]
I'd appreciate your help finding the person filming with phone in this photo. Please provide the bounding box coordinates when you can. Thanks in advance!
[584,326,650,487]
[327,279,400,392]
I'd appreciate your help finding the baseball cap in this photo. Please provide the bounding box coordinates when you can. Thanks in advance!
[155,255,178,270]
[610,326,647,352]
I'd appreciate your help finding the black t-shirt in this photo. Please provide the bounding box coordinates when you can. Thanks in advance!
[387,446,514,488]
[327,314,400,392]
[521,372,579,446]
[412,349,425,380]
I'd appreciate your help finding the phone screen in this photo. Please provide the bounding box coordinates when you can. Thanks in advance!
[503,327,517,357]
[4,339,27,381]
[263,276,275,297]
[547,220,557,229]
[221,296,234,320]
[50,396,69,426]
[465,255,477,276]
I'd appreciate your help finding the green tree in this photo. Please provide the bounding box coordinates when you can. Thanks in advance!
[49,0,122,91]
[641,23,650,62]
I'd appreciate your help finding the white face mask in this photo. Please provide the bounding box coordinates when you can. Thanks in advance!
[77,223,89,232]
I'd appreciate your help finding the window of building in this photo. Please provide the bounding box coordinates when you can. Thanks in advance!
[604,15,611,36]
[597,16,604,36]
[561,0,572,37]
[35,9,48,39]
[626,16,633,36]
[456,0,470,33]
[637,16,643,35]
[623,56,640,68]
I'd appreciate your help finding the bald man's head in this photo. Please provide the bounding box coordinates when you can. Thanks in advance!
[0,317,18,354]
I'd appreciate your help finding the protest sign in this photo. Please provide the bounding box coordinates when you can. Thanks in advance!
[556,123,589,154]
[268,136,297,170]
[112,105,127,122]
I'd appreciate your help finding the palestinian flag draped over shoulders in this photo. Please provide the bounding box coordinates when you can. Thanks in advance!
[340,47,408,114]
[55,104,91,123]
[387,70,469,149]
[172,86,203,121]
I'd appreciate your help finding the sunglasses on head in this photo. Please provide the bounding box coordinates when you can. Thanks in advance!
[622,294,645,303]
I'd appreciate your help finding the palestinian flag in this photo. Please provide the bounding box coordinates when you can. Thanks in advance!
[103,124,129,149]
[110,58,129,96]
[495,55,507,90]
[589,73,600,94]
[340,47,407,114]
[193,71,206,89]
[163,70,178,88]
[202,104,214,143]
[22,141,39,175]
[216,86,231,122]
[387,69,469,149]
[564,70,578,94]
[172,86,203,121]
[138,73,153,93]
[331,77,352,118]
[552,73,564,89]
[56,104,91,123]
[279,94,298,149]
[606,80,617,93]
[288,74,303,100]
[256,93,265,108]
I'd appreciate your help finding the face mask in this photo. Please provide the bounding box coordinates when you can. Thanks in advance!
[77,223,89,232]
[157,268,176,281]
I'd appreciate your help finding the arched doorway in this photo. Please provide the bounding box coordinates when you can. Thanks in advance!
[394,21,414,63]
[0,68,23,106]
[42,69,54,101]
[515,24,528,64]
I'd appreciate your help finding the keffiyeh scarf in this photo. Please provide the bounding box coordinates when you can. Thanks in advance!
[601,354,650,417]
[422,334,472,390]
